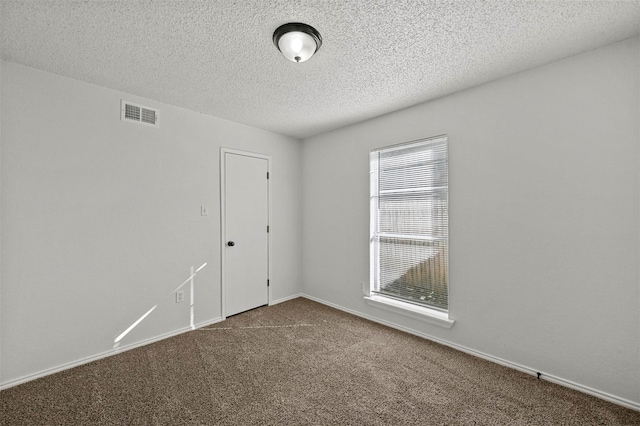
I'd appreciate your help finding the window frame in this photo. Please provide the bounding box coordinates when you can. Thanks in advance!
[366,135,454,328]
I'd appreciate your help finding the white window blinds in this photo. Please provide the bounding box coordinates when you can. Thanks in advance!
[370,136,449,311]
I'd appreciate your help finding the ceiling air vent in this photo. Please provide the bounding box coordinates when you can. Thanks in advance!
[121,100,159,127]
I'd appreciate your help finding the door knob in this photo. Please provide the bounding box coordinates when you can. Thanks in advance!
[227,241,235,247]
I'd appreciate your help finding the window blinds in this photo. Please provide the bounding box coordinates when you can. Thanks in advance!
[370,136,449,311]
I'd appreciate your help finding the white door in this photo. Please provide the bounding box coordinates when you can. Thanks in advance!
[222,150,269,317]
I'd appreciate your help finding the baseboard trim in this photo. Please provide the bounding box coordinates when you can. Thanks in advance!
[270,293,303,306]
[0,316,223,391]
[300,293,640,412]
[0,294,306,391]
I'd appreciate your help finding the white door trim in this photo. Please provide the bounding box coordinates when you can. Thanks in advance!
[220,148,271,319]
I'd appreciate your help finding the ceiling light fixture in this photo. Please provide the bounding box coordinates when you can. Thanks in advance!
[273,22,322,63]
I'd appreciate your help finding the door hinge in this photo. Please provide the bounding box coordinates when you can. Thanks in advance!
[267,279,270,287]
[267,225,269,233]
[267,172,270,179]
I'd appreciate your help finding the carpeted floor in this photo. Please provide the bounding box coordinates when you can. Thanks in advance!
[1,297,639,425]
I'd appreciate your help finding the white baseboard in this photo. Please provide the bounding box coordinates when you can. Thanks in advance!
[300,293,640,412]
[4,294,639,412]
[0,317,223,391]
[270,293,303,306]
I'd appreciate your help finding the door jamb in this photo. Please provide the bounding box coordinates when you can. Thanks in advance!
[220,147,271,320]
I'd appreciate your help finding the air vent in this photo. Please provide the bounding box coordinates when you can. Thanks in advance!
[121,100,159,127]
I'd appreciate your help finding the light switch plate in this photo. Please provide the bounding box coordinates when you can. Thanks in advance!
[201,205,208,216]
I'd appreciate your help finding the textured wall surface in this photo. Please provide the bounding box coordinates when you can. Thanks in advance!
[302,37,640,406]
[1,1,639,138]
[0,61,303,386]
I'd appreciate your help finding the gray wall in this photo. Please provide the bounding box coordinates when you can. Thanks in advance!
[301,37,640,405]
[0,61,303,386]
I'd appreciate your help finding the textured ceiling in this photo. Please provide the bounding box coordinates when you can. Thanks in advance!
[1,1,639,139]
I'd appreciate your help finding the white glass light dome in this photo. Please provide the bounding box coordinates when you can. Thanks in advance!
[273,23,322,63]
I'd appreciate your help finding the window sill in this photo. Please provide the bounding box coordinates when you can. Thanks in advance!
[364,295,455,329]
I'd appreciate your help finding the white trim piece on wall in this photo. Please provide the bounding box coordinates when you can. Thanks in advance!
[364,295,454,329]
[270,293,303,306]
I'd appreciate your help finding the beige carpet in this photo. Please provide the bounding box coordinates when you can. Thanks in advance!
[1,297,639,425]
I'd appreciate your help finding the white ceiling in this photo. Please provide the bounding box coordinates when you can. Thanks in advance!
[1,1,639,139]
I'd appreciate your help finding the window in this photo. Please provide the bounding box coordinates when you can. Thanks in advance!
[369,136,450,319]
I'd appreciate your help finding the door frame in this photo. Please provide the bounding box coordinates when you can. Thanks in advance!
[220,147,271,319]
